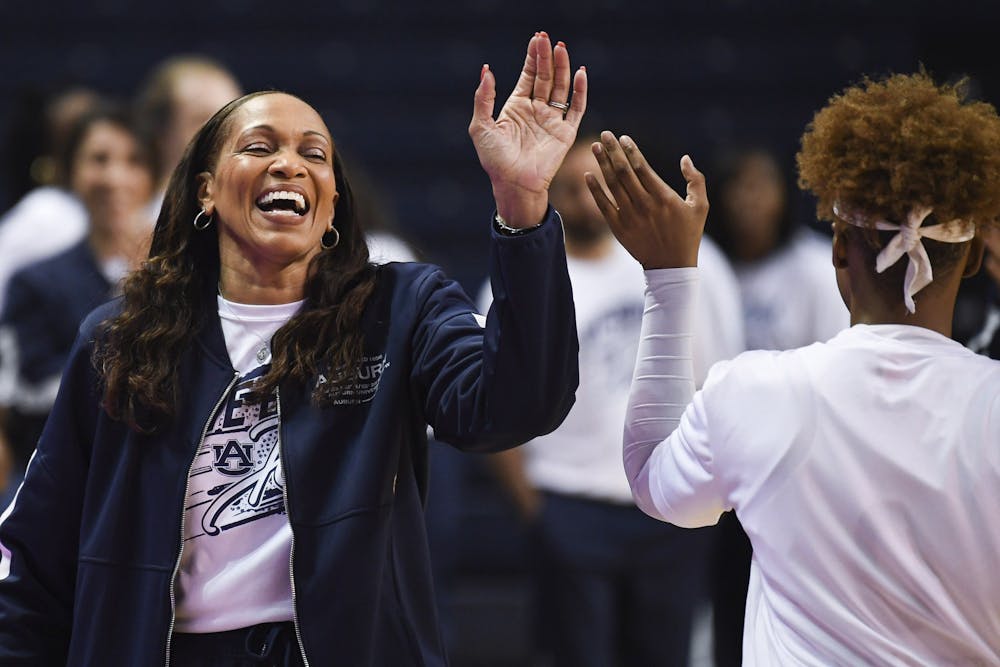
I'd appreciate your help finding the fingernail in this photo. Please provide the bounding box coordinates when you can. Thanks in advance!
[621,135,633,149]
[557,40,566,48]
[593,144,604,155]
[480,64,489,82]
[540,31,549,39]
[579,66,586,71]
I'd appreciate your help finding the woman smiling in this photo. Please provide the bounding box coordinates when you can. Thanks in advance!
[0,32,586,666]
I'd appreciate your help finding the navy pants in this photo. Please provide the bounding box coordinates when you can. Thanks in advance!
[170,622,304,667]
[534,492,711,667]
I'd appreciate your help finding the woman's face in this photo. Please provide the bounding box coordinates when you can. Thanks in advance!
[720,153,787,259]
[70,120,154,233]
[199,93,338,277]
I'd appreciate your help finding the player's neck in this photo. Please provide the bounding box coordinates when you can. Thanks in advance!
[838,230,972,338]
[849,302,955,337]
[847,274,959,338]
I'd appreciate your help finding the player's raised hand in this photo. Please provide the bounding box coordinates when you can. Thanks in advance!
[586,132,707,269]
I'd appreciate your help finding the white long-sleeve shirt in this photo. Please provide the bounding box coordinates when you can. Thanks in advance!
[479,240,743,503]
[626,268,1000,665]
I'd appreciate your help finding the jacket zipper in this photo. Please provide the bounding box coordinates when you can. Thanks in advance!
[276,386,311,665]
[165,372,240,667]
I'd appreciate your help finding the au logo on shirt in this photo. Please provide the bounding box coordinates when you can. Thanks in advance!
[213,440,255,476]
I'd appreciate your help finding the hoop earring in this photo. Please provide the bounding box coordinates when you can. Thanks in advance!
[193,209,214,231]
[321,227,340,250]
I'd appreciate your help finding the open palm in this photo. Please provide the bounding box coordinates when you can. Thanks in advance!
[469,32,588,228]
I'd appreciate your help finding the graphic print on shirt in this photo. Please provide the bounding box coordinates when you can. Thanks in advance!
[578,303,644,392]
[185,367,284,540]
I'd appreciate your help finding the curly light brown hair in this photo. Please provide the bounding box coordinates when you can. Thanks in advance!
[798,72,1000,238]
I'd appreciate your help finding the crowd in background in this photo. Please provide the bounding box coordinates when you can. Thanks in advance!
[1,40,999,667]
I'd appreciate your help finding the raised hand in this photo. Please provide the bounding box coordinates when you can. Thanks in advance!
[469,31,588,228]
[586,132,708,269]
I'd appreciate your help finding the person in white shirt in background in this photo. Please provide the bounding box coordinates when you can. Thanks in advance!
[480,136,744,667]
[708,148,849,351]
[702,145,851,666]
[134,54,244,220]
[0,104,156,504]
[588,71,1000,665]
[0,61,239,507]
[0,86,100,502]
[0,87,100,315]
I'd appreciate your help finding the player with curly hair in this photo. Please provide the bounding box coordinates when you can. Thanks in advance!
[589,72,1000,664]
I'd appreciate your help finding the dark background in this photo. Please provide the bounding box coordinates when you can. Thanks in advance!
[2,0,999,293]
[3,2,999,662]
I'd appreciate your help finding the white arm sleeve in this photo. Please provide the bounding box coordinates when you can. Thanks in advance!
[624,267,726,527]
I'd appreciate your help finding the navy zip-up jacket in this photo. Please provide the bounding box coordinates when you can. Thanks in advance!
[0,211,578,666]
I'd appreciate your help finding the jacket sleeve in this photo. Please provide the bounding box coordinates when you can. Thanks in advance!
[410,208,578,452]
[0,321,98,663]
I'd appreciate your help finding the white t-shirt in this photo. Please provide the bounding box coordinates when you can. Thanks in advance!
[735,230,849,350]
[478,239,743,503]
[366,231,417,264]
[628,270,1000,663]
[174,296,303,633]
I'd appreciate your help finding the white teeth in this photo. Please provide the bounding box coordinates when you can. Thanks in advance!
[257,190,306,212]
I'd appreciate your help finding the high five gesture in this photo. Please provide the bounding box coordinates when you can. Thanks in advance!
[470,32,588,228]
[587,132,708,269]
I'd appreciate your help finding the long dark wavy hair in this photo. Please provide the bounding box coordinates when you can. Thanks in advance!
[94,91,377,431]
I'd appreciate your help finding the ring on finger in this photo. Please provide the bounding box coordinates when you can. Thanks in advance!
[546,100,570,112]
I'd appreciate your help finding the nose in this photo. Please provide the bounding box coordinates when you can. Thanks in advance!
[100,158,140,193]
[267,148,307,179]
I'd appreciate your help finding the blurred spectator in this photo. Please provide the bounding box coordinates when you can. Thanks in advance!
[704,146,849,666]
[134,54,242,217]
[478,137,743,667]
[340,150,420,264]
[0,103,156,489]
[0,86,100,314]
[2,84,99,208]
[708,148,849,350]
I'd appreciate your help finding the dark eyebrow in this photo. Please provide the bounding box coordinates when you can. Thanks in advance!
[303,130,330,143]
[241,125,331,144]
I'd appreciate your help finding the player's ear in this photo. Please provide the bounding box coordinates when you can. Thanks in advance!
[962,235,984,278]
[832,221,849,269]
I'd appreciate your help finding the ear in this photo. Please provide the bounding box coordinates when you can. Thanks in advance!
[962,235,985,278]
[330,190,340,224]
[196,171,215,215]
[832,221,850,269]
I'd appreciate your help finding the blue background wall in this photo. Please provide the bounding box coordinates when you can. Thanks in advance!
[2,0,998,292]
